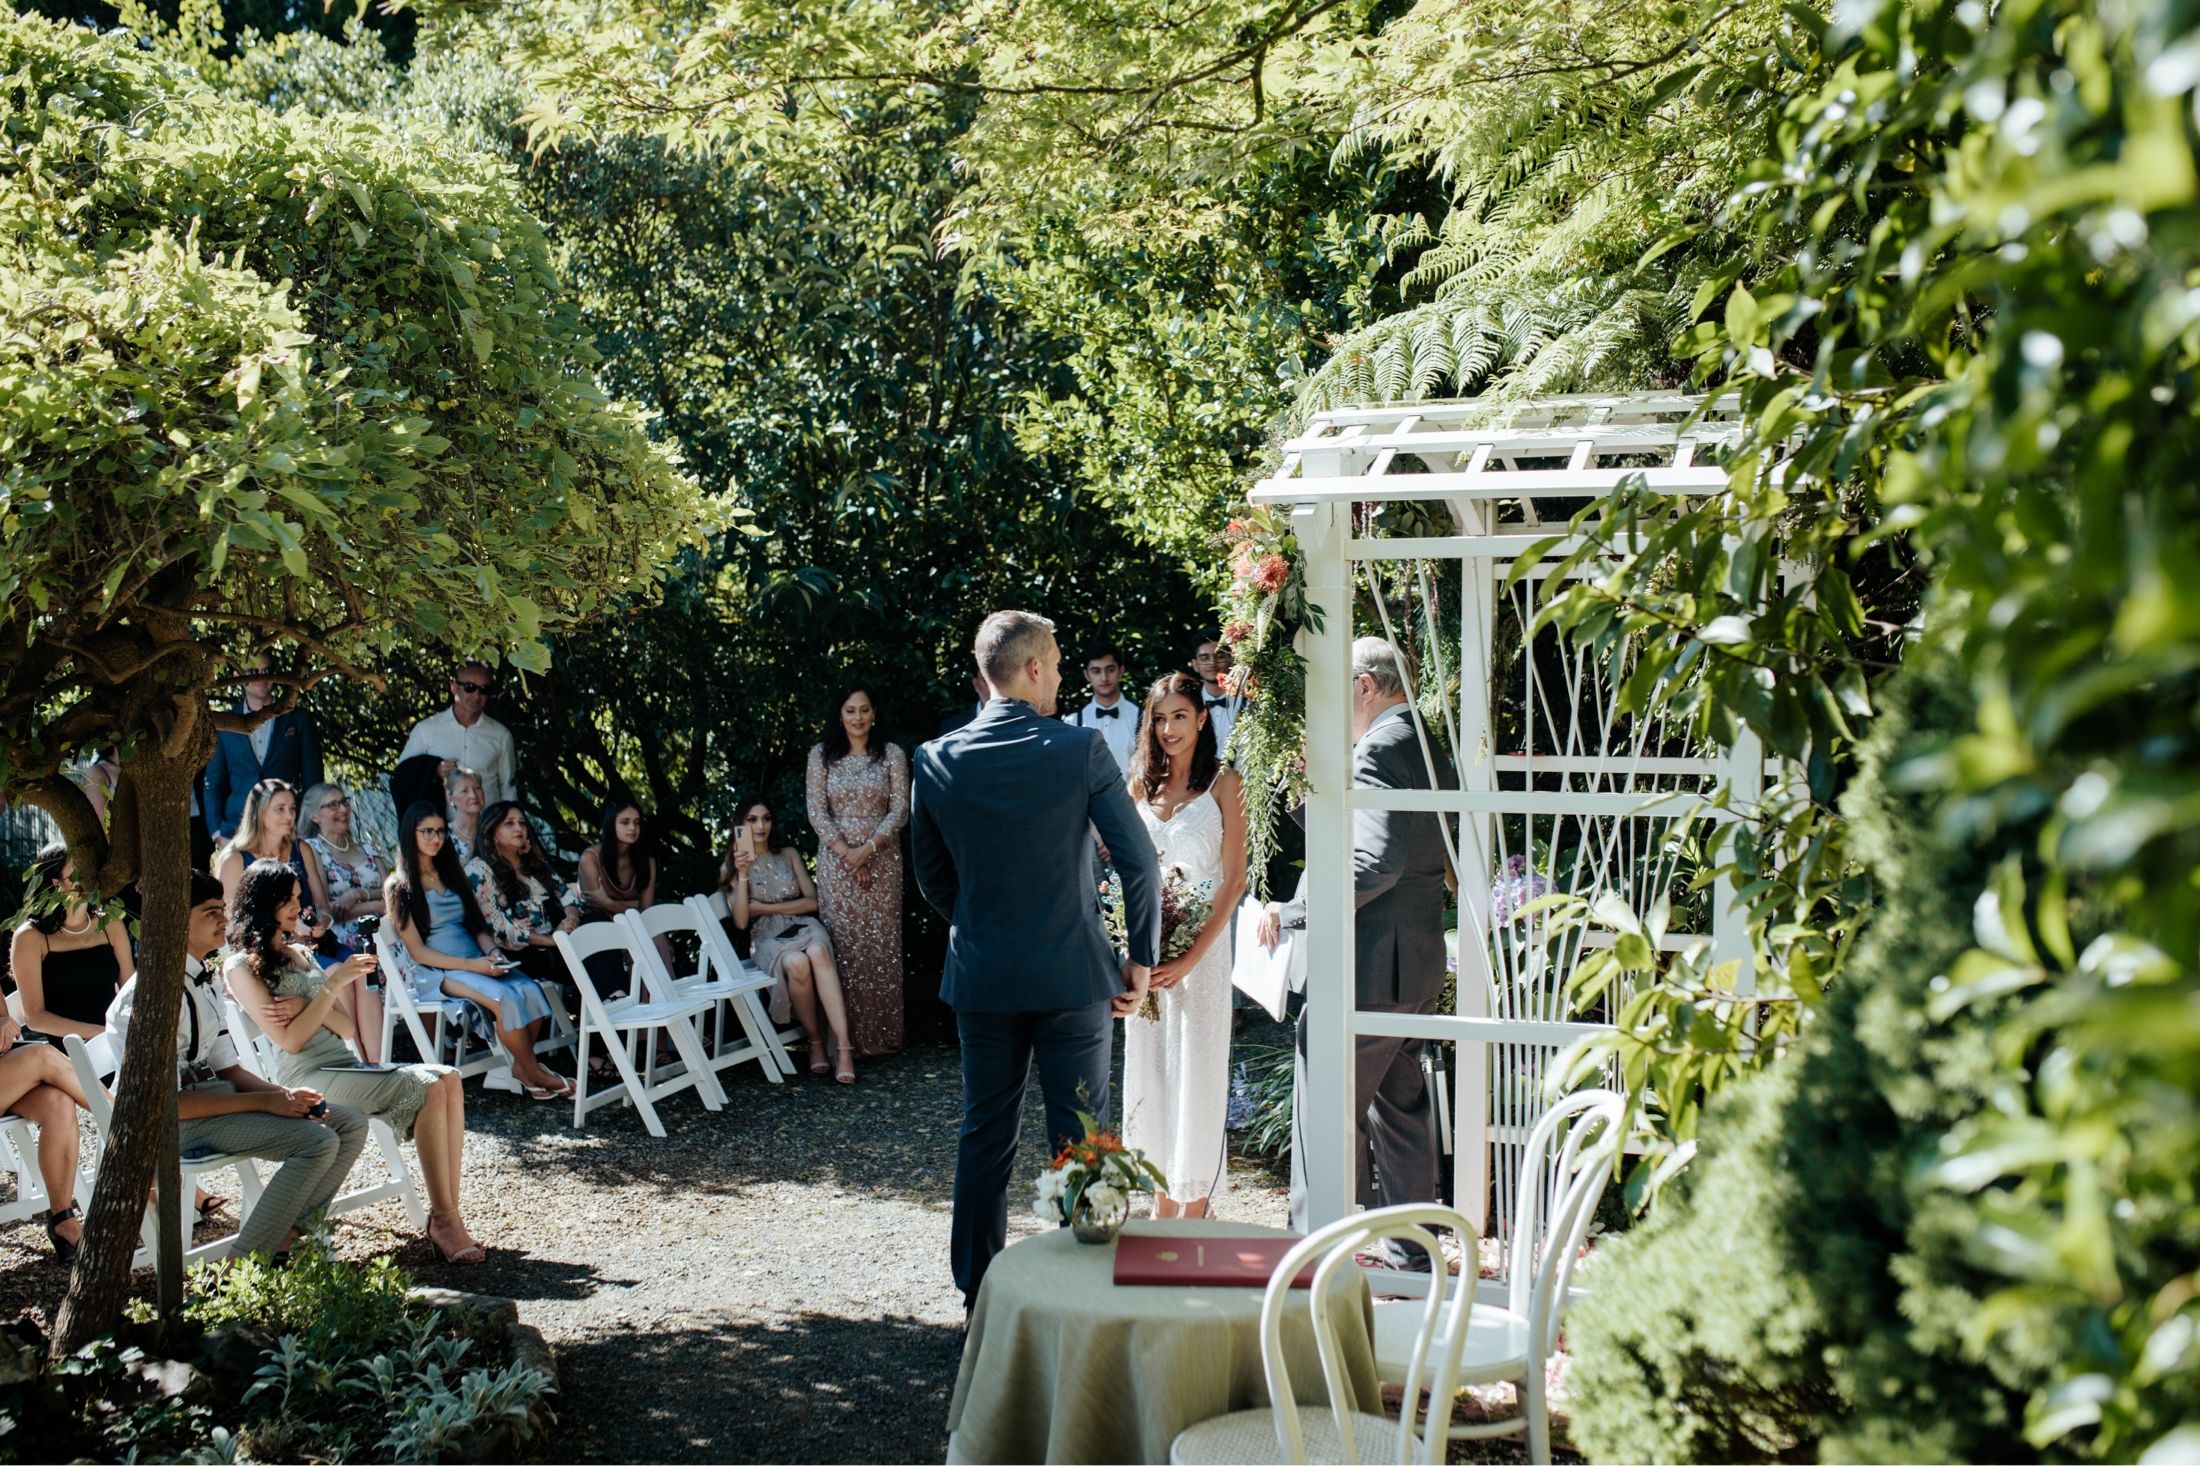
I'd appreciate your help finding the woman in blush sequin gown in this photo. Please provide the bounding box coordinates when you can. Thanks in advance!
[806,682,909,1059]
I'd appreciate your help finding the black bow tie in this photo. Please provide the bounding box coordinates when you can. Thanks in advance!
[1206,698,1229,710]
[1094,705,1121,719]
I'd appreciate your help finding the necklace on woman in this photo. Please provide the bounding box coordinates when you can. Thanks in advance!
[323,832,360,856]
[57,909,94,937]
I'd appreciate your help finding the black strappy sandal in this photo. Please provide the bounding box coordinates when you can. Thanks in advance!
[44,1204,81,1265]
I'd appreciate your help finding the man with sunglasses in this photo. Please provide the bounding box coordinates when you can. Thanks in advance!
[398,660,518,805]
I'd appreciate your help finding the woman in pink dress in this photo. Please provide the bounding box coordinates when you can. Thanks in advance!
[806,682,908,1058]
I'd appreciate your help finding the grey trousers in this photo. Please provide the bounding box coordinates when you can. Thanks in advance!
[1286,1010,1440,1233]
[179,1085,368,1257]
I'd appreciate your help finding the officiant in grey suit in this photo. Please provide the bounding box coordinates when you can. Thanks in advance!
[911,610,1162,1313]
[1276,637,1453,1260]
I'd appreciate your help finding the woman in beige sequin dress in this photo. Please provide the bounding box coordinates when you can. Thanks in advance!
[806,683,908,1058]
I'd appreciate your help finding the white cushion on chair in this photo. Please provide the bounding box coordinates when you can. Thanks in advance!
[1171,1408,1412,1465]
[1373,1299,1530,1387]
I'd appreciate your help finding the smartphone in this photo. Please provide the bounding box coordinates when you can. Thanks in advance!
[306,1099,329,1119]
[735,825,755,860]
[355,914,382,944]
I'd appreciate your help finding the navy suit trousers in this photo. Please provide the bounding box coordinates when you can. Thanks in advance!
[951,1001,1114,1308]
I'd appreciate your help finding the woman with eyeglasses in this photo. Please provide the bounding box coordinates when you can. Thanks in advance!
[301,782,391,1059]
[383,803,570,1100]
[213,778,334,950]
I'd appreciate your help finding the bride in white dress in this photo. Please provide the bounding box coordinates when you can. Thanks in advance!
[1122,671,1248,1218]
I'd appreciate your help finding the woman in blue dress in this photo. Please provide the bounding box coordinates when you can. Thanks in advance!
[383,802,570,1100]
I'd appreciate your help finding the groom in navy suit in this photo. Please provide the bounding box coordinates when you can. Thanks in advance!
[912,610,1162,1312]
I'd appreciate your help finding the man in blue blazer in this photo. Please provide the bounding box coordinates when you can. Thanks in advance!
[202,655,324,839]
[912,610,1162,1312]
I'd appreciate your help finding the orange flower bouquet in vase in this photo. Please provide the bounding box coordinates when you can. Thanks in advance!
[1034,1111,1167,1244]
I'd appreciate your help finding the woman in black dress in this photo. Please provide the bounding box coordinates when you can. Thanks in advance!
[6,842,133,1043]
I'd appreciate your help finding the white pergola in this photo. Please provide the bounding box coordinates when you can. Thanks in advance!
[1249,391,1776,1281]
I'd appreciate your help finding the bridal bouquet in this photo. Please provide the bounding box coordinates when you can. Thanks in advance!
[1100,865,1215,1021]
[1035,1110,1166,1241]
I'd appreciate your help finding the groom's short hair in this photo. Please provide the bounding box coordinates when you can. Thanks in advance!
[975,610,1056,687]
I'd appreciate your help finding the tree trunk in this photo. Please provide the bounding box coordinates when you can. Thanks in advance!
[51,755,192,1357]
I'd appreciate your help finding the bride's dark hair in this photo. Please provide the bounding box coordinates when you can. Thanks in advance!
[1127,672,1218,802]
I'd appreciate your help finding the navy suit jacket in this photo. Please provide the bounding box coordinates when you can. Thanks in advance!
[912,699,1162,1013]
[202,705,323,837]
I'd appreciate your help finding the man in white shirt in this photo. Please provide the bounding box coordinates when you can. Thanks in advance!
[399,660,518,805]
[105,873,367,1260]
[1191,634,1244,757]
[1059,642,1140,774]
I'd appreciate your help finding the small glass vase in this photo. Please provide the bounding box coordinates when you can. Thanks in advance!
[1070,1189,1128,1244]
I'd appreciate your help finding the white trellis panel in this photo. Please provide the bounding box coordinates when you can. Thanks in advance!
[1252,392,1776,1285]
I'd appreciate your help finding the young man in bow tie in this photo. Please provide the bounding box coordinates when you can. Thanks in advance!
[1190,634,1243,758]
[1059,642,1139,775]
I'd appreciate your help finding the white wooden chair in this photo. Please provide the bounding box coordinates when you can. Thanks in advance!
[554,922,726,1137]
[375,921,576,1091]
[1170,1204,1480,1465]
[1368,1090,1626,1463]
[0,993,90,1231]
[625,902,792,1082]
[693,892,806,1071]
[64,1031,264,1269]
[219,997,427,1231]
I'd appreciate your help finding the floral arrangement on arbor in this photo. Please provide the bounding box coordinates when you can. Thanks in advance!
[1034,1111,1165,1238]
[1216,506,1321,896]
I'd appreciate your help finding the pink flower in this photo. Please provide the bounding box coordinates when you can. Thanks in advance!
[1253,554,1290,593]
[1223,621,1252,644]
[1231,548,1256,582]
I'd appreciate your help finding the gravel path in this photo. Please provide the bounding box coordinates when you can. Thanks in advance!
[0,1037,1291,1463]
[0,1029,1560,1463]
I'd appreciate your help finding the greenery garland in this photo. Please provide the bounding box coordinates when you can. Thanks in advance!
[1216,506,1318,898]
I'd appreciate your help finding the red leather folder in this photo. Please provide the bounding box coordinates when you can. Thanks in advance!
[1112,1232,1314,1288]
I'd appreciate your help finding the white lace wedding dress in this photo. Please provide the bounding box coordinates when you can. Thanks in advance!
[1122,788,1232,1205]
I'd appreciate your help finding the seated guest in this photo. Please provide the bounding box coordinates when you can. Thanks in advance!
[108,872,369,1263]
[465,801,581,992]
[722,795,854,1082]
[383,803,570,1100]
[445,766,486,864]
[388,754,448,835]
[0,996,98,1261]
[8,841,134,1043]
[213,779,333,950]
[302,782,389,1059]
[577,799,674,976]
[222,860,486,1264]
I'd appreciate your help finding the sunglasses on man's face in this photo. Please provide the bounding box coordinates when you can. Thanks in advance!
[455,680,494,695]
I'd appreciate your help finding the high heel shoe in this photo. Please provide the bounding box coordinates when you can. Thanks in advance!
[44,1204,81,1265]
[805,1035,830,1077]
[834,1044,856,1085]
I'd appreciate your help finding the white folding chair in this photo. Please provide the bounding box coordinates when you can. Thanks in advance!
[0,993,89,1230]
[64,1031,264,1269]
[555,923,726,1137]
[1368,1090,1626,1463]
[220,997,427,1231]
[626,902,792,1082]
[693,892,805,1071]
[1171,1204,1480,1465]
[375,922,576,1091]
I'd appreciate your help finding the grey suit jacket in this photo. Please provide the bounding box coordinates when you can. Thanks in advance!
[1281,704,1453,1009]
[912,699,1162,1013]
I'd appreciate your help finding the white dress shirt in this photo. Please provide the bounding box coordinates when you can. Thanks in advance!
[107,955,241,1083]
[399,707,518,805]
[1200,686,1242,758]
[1062,696,1140,773]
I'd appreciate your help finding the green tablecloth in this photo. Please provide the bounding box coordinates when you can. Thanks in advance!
[946,1219,1378,1465]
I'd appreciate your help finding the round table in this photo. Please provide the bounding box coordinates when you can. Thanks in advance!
[946,1219,1378,1464]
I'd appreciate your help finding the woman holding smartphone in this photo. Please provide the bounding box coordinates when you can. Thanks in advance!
[223,859,488,1263]
[384,802,570,1101]
[722,794,854,1082]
